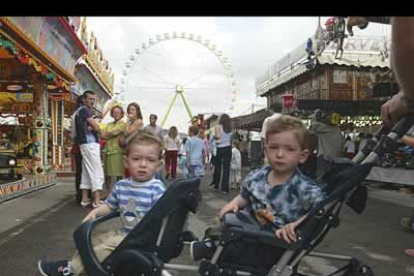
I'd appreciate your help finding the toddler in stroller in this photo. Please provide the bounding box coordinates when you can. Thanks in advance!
[189,115,324,268]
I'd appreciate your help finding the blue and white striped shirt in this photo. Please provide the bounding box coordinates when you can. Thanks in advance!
[105,178,166,234]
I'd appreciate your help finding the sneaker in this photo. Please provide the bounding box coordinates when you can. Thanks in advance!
[92,200,104,209]
[38,260,73,276]
[190,240,216,261]
[80,200,91,208]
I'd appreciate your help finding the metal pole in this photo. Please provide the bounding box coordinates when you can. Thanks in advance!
[179,92,194,120]
[161,92,179,127]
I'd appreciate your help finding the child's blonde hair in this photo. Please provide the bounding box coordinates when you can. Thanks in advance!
[124,129,165,159]
[265,115,310,150]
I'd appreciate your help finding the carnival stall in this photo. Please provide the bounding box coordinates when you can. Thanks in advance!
[0,16,86,200]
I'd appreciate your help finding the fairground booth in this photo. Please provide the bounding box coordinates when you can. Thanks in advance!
[0,17,86,200]
[252,35,410,186]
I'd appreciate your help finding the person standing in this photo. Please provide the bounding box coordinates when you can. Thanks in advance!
[70,95,84,204]
[309,110,344,181]
[125,102,144,137]
[199,129,211,169]
[209,133,217,171]
[230,141,242,190]
[179,137,188,178]
[344,136,356,159]
[186,126,205,178]
[212,113,233,194]
[164,126,180,180]
[101,105,127,192]
[144,114,164,140]
[75,90,104,208]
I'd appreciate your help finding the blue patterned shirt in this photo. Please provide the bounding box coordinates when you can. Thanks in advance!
[240,166,325,228]
[105,178,166,234]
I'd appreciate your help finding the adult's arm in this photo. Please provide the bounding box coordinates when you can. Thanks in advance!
[214,124,221,140]
[86,117,101,133]
[125,119,143,134]
[381,17,414,126]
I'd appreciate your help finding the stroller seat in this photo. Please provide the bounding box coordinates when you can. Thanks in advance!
[73,177,201,276]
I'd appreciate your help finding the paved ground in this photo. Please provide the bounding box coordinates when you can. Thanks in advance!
[0,168,414,276]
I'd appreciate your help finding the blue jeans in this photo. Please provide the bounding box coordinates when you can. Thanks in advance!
[188,164,205,178]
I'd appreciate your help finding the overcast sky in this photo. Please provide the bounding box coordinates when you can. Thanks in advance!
[87,17,391,133]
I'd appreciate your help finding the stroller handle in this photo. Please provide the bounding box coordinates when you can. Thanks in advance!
[353,126,388,164]
[362,113,414,164]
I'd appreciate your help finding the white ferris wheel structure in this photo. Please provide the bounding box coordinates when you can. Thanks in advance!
[114,31,238,127]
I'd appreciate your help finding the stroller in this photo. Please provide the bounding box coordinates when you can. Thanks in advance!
[73,115,414,276]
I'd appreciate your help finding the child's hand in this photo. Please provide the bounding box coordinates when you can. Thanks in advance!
[275,221,299,244]
[218,202,239,218]
[82,211,97,223]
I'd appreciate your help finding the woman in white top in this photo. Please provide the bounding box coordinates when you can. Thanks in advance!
[212,113,233,193]
[164,126,181,180]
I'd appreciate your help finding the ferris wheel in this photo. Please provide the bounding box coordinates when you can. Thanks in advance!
[114,32,238,127]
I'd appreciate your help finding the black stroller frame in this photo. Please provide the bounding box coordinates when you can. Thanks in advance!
[73,115,414,276]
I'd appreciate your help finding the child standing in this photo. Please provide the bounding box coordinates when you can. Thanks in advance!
[199,129,211,169]
[230,141,242,190]
[38,130,166,276]
[186,126,205,178]
[190,115,325,266]
[179,137,188,178]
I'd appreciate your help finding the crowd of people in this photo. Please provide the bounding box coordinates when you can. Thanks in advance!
[68,92,243,209]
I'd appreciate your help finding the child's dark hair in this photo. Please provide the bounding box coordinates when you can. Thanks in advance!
[265,115,310,150]
[123,129,164,159]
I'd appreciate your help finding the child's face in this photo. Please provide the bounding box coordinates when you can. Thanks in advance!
[124,143,161,182]
[265,130,309,175]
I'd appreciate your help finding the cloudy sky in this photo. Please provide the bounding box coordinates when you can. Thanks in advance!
[87,17,391,132]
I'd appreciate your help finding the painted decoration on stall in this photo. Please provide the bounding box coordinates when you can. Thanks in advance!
[16,92,33,102]
[50,99,64,166]
[0,92,33,103]
[75,65,111,114]
[6,17,84,75]
[0,173,55,198]
[0,35,71,91]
